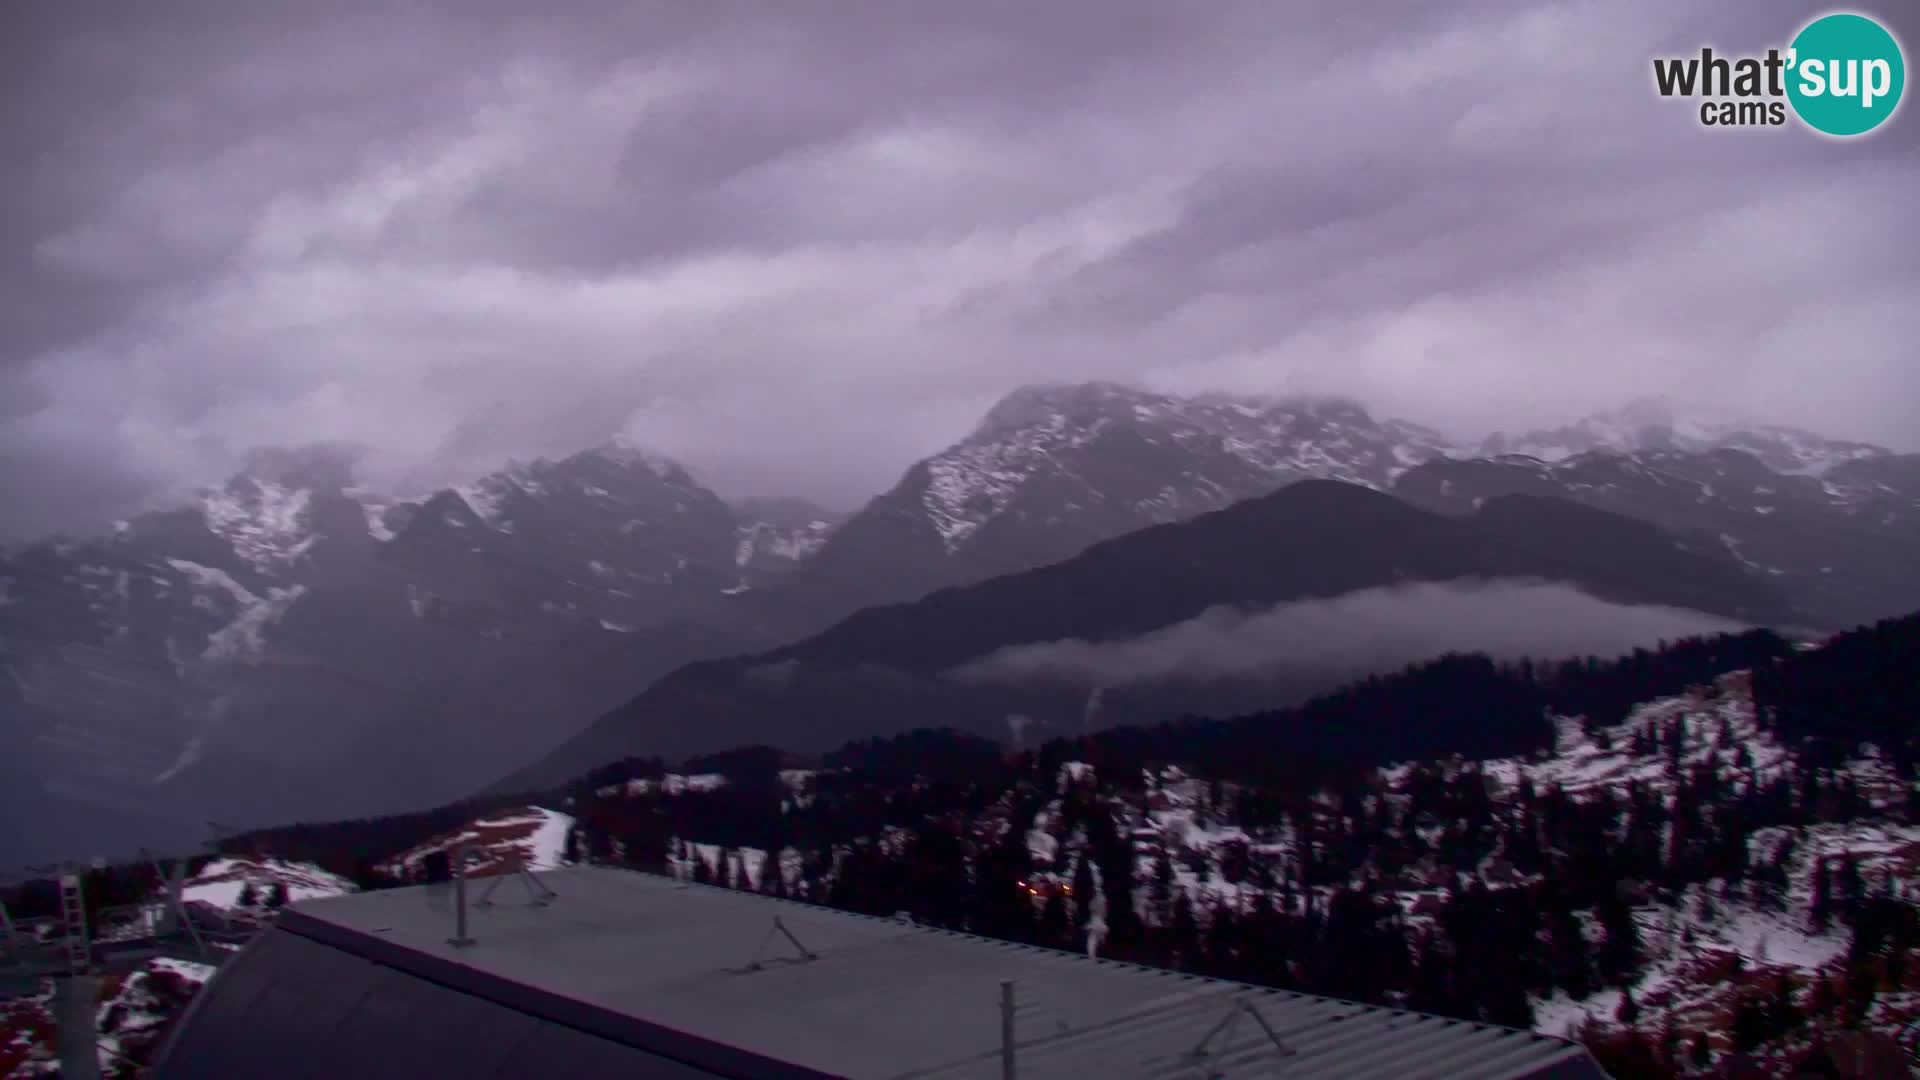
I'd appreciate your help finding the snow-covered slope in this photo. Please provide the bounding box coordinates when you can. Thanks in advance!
[1390,670,1919,1062]
[376,805,576,878]
[992,668,1919,1066]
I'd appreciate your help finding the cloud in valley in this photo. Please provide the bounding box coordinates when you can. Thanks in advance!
[948,581,1749,688]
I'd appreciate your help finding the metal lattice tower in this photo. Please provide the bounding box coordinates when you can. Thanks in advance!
[59,872,90,975]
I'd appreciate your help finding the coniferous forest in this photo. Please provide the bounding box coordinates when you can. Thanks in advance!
[11,616,1915,1078]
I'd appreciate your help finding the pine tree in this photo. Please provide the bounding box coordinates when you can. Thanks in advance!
[1810,857,1833,931]
[1482,975,1535,1031]
[351,857,384,893]
[237,881,259,908]
[1655,1025,1679,1072]
[1150,849,1175,927]
[1039,893,1069,947]
[1596,892,1640,985]
[1614,987,1639,1026]
[1100,834,1141,945]
[1835,855,1865,918]
[1767,973,1802,1034]
[1071,854,1095,929]
[563,826,582,865]
[1842,961,1879,1025]
[1790,1035,1845,1078]
[1729,995,1772,1054]
[1205,901,1239,978]
[1169,893,1200,970]
[265,882,289,909]
[1689,1031,1712,1069]
[1407,936,1454,1017]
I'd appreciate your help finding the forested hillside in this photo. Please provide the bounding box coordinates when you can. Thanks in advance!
[8,617,1915,1077]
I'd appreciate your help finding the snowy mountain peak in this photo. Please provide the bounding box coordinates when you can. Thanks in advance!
[793,384,1462,607]
[970,381,1169,439]
[199,475,317,574]
[1487,399,1889,477]
[925,383,1456,549]
[969,383,1418,450]
[424,442,709,537]
[194,445,399,568]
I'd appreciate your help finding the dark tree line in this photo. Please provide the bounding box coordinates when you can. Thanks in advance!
[1751,613,1920,772]
[1035,628,1794,794]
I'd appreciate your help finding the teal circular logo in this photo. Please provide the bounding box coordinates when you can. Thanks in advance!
[1787,13,1906,136]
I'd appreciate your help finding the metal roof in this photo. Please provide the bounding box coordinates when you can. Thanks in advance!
[153,866,1608,1079]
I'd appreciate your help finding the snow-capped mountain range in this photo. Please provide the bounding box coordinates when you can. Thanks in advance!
[1393,446,1920,629]
[2,384,1909,865]
[0,443,820,865]
[1481,397,1893,478]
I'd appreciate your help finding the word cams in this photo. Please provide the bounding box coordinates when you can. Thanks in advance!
[1652,47,1896,128]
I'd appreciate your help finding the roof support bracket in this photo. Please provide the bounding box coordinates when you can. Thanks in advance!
[738,914,817,973]
[1182,998,1296,1076]
[476,854,558,909]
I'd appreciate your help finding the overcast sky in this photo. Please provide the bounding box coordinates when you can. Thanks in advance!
[4,0,1916,538]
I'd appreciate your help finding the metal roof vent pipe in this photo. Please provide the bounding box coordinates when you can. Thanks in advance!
[1001,979,1017,1080]
[425,846,475,948]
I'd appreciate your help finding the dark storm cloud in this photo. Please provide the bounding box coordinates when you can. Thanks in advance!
[947,581,1749,688]
[3,0,1916,538]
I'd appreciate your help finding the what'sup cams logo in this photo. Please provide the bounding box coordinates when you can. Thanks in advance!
[1653,11,1906,136]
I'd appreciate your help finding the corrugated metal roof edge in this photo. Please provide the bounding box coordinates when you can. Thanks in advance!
[553,866,1611,1078]
[185,864,1607,1080]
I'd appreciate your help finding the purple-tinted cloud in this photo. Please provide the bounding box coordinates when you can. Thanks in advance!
[3,0,1915,537]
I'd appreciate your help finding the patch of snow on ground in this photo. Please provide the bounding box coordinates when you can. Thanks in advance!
[524,807,574,871]
[378,806,576,878]
[148,957,217,982]
[595,773,729,798]
[183,858,354,910]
